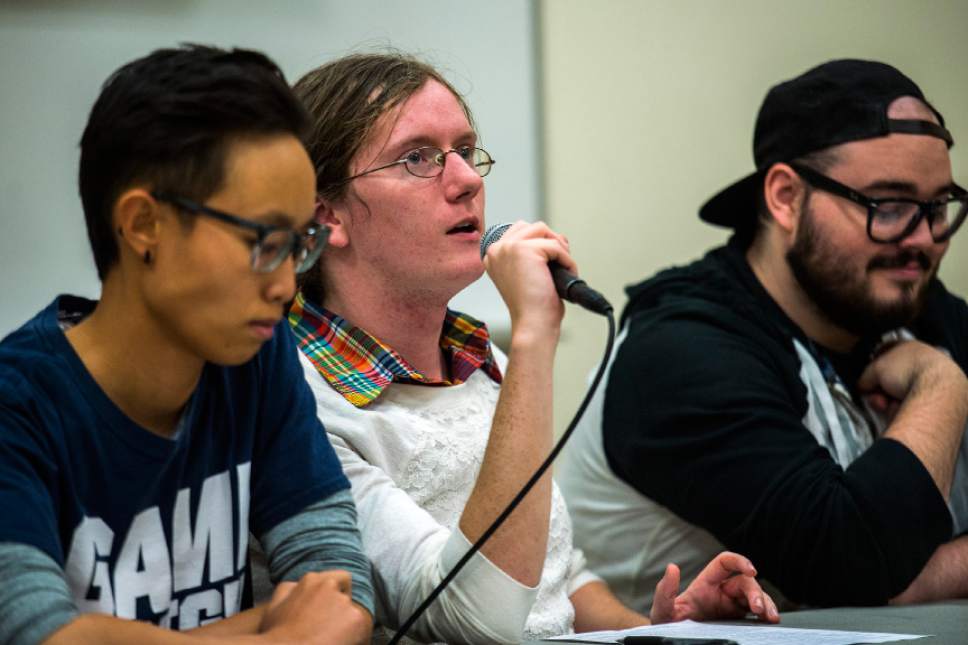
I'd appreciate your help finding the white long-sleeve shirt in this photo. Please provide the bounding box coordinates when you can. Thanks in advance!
[300,348,598,644]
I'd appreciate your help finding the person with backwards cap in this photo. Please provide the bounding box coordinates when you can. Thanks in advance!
[560,59,968,611]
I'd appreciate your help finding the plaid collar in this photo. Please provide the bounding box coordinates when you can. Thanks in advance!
[289,291,502,408]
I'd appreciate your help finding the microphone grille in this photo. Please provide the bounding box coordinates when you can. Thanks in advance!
[479,223,513,260]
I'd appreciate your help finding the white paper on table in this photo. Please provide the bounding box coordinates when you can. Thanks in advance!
[546,619,928,644]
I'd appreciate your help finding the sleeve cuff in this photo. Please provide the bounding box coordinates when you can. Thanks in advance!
[847,438,953,593]
[423,527,539,642]
[440,527,540,595]
[564,547,602,597]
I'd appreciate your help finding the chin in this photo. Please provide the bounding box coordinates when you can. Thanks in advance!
[871,280,925,305]
[467,262,487,282]
[864,291,923,329]
[204,340,265,367]
[443,257,486,284]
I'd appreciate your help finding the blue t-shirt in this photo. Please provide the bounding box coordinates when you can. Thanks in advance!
[0,295,349,629]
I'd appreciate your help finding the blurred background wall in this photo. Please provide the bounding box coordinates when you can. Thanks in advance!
[0,0,541,337]
[1,1,966,436]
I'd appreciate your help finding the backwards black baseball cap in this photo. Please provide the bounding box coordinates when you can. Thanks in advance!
[699,59,954,230]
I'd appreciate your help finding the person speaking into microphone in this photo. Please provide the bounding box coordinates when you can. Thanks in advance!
[284,52,779,643]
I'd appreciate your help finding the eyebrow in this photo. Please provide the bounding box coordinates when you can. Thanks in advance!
[385,131,478,157]
[861,179,959,199]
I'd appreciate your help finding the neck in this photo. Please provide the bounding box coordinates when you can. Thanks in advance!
[322,266,452,380]
[746,235,859,354]
[65,275,204,438]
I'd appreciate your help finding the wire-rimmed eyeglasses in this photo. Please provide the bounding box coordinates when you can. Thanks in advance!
[343,146,495,182]
[152,192,328,274]
[790,164,968,244]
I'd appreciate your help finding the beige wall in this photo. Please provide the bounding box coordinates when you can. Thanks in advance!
[540,0,968,433]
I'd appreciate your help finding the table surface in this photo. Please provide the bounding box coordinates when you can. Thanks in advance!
[528,600,968,644]
[775,601,967,644]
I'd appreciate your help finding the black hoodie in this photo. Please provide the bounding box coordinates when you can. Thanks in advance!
[602,235,967,606]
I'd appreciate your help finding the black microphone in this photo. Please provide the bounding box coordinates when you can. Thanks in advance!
[479,223,612,315]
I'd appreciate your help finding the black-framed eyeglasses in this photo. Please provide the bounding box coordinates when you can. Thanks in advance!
[152,192,328,274]
[343,145,495,182]
[790,163,968,244]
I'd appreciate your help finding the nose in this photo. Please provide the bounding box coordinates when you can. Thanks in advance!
[264,254,297,304]
[441,151,484,202]
[897,209,937,249]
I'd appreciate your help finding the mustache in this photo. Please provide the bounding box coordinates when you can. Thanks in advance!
[867,250,931,271]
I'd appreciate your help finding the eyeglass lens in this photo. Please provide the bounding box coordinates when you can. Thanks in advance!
[252,227,327,274]
[870,198,968,242]
[403,146,493,178]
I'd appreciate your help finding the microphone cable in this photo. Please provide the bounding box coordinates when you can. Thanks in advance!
[387,305,616,644]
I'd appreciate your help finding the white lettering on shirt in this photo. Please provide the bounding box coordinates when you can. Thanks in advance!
[63,463,251,628]
[64,516,115,614]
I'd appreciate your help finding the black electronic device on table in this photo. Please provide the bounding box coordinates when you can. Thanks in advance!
[622,637,740,645]
[546,637,740,645]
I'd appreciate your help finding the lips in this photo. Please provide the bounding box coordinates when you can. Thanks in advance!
[867,250,933,284]
[446,217,480,235]
[882,264,926,281]
[868,250,931,272]
[249,319,279,340]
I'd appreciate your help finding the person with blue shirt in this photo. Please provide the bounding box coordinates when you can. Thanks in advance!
[0,45,373,644]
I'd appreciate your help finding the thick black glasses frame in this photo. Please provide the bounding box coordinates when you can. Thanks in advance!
[342,146,495,182]
[151,191,327,273]
[789,163,968,244]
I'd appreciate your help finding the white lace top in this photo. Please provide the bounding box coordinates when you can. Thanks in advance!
[299,349,597,644]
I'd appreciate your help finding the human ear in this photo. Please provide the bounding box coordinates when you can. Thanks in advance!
[762,163,807,235]
[315,197,350,249]
[114,188,161,265]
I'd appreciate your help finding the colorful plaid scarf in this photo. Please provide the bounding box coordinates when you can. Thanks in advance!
[289,291,502,408]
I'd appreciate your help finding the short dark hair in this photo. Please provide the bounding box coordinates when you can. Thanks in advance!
[79,44,311,280]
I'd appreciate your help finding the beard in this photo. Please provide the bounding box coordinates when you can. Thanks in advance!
[785,203,936,338]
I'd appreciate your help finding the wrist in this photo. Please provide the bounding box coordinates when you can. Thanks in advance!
[509,317,560,350]
[911,359,968,402]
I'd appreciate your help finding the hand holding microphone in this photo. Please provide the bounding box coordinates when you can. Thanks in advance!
[480,222,612,316]
[390,222,617,645]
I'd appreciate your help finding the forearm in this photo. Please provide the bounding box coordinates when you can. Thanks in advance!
[891,535,968,604]
[459,328,557,586]
[191,606,265,636]
[260,491,375,615]
[0,542,78,645]
[324,439,537,644]
[570,581,648,633]
[754,439,952,605]
[0,544,264,643]
[883,361,968,499]
[44,613,267,645]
